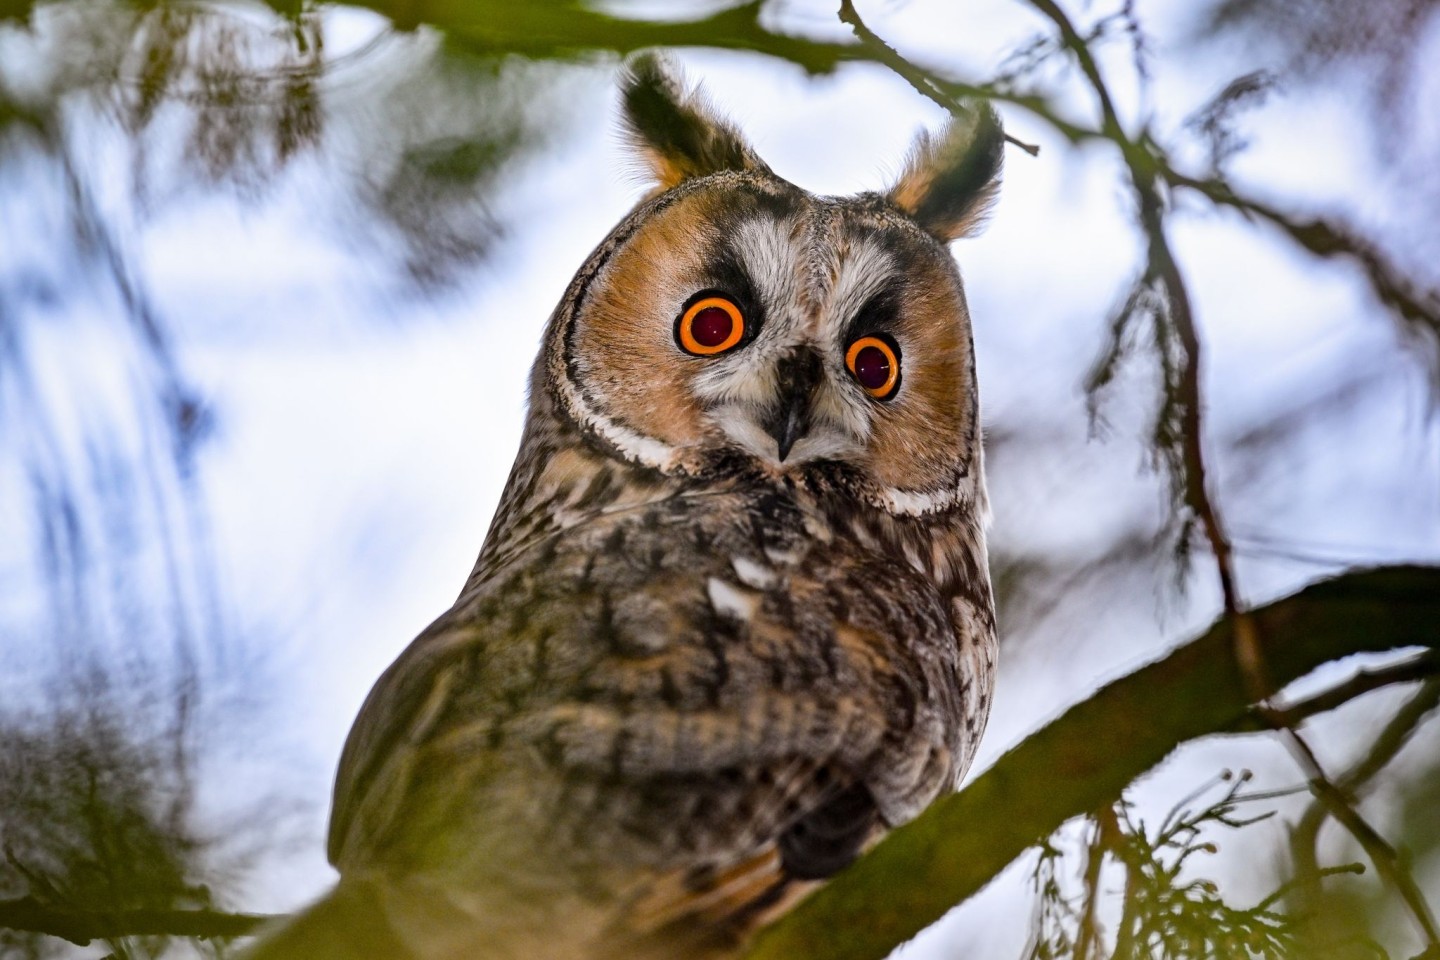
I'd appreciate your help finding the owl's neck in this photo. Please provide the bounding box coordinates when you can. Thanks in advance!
[460,413,992,635]
[462,415,690,592]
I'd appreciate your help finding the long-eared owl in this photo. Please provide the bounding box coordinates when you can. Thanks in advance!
[249,55,1002,960]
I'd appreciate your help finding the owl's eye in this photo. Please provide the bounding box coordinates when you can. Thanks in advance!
[677,295,745,356]
[846,335,901,400]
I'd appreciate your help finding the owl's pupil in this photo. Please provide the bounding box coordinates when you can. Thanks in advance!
[853,345,891,390]
[690,307,735,348]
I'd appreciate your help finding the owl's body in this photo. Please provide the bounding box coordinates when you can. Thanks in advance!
[249,58,1002,960]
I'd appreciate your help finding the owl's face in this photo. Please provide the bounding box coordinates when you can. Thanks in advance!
[544,58,1002,517]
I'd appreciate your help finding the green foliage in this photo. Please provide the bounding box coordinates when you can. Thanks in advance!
[1026,773,1303,960]
[1108,774,1294,959]
[0,664,227,959]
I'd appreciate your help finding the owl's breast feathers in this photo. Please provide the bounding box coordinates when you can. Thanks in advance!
[327,447,995,953]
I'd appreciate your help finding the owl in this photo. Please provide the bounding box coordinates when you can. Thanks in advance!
[248,55,1002,960]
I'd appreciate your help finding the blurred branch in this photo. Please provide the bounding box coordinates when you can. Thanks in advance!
[1303,751,1440,946]
[1165,171,1440,371]
[1017,0,1248,625]
[312,0,860,74]
[0,894,272,944]
[744,565,1440,960]
[1023,0,1123,136]
[1334,677,1440,795]
[1073,807,1114,960]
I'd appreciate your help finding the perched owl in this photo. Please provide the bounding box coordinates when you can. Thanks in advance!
[248,56,1001,960]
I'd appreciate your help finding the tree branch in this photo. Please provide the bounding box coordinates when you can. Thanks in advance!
[306,0,863,75]
[744,565,1440,960]
[1304,764,1440,944]
[836,0,1039,155]
[1269,650,1440,728]
[0,895,274,945]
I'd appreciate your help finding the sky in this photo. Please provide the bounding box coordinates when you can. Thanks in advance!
[2,0,1439,955]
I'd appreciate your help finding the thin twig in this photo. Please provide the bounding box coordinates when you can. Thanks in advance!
[1289,678,1440,927]
[1074,806,1118,960]
[1269,651,1440,728]
[1257,863,1366,913]
[837,0,1041,155]
[1303,757,1440,944]
[1337,677,1440,793]
[1023,0,1123,137]
[1035,0,1272,706]
[1165,171,1440,361]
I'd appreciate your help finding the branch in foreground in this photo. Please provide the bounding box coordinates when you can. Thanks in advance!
[0,896,273,945]
[744,565,1440,960]
[304,0,860,75]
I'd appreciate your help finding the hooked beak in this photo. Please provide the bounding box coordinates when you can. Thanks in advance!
[763,347,823,462]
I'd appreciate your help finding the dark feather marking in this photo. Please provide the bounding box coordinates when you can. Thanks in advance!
[841,279,904,342]
[620,53,770,186]
[889,103,1004,242]
[779,781,876,881]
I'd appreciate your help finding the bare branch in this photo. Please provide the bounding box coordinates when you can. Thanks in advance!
[1339,677,1440,795]
[1021,0,1124,138]
[1270,651,1440,728]
[320,0,864,76]
[1304,761,1440,944]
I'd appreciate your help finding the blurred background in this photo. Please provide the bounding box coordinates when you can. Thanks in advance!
[1,1,1437,957]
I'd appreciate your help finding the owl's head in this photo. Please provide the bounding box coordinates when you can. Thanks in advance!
[540,56,1002,517]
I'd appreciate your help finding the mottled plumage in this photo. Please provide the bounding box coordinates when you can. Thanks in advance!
[247,55,1003,960]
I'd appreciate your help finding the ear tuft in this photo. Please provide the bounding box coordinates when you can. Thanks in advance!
[888,103,1004,242]
[620,53,770,192]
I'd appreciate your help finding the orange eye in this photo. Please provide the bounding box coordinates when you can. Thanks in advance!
[845,335,901,400]
[677,296,745,356]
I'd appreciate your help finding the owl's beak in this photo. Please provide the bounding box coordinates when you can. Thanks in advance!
[765,347,823,462]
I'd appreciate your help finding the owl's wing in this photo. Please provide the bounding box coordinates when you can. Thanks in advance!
[326,620,475,869]
[325,495,981,949]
